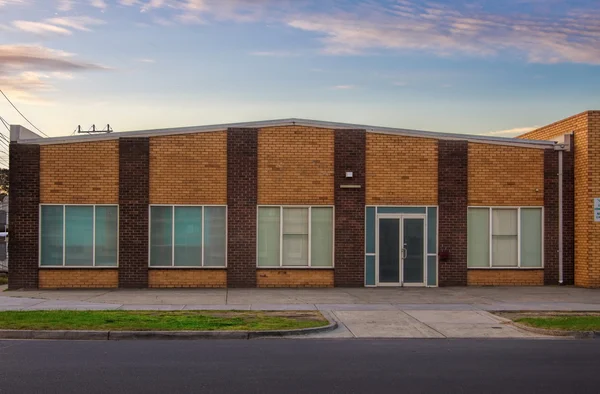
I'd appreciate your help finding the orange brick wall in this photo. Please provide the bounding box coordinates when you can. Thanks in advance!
[149,131,227,204]
[148,269,227,288]
[366,134,438,205]
[258,126,334,205]
[39,269,118,288]
[468,143,544,206]
[257,269,334,288]
[40,141,119,204]
[519,111,599,287]
[467,269,544,286]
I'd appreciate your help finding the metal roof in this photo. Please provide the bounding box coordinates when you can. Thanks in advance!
[13,118,556,149]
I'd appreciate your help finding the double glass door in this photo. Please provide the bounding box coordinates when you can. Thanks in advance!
[377,215,426,286]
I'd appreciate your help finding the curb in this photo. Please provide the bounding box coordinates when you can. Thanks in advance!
[511,322,600,339]
[0,312,338,341]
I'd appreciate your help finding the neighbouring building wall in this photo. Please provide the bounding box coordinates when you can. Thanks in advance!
[39,269,118,289]
[148,269,226,288]
[366,134,438,205]
[149,131,227,204]
[520,111,597,287]
[258,126,334,205]
[40,141,119,204]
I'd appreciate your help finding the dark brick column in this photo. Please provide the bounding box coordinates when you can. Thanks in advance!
[334,129,366,287]
[227,128,258,288]
[438,140,468,286]
[544,148,575,285]
[119,138,149,288]
[8,143,40,289]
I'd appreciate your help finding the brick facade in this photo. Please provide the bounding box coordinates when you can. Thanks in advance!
[227,128,258,288]
[334,129,366,287]
[149,269,227,288]
[40,141,119,204]
[8,143,40,289]
[149,131,227,204]
[257,269,334,287]
[468,143,544,206]
[366,134,438,205]
[438,140,468,286]
[39,269,118,289]
[258,126,334,205]
[118,138,150,288]
[467,269,544,286]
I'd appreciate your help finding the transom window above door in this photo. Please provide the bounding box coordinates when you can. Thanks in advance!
[257,206,334,268]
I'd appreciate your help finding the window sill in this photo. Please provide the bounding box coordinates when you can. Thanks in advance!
[467,267,544,270]
[39,266,118,269]
[256,267,334,270]
[148,266,227,270]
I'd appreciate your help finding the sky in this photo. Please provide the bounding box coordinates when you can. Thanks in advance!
[0,0,599,141]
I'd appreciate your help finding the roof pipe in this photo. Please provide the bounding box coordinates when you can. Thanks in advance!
[554,134,571,285]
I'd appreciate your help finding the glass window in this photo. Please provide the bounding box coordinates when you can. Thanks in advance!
[467,207,542,268]
[258,207,334,267]
[149,206,226,267]
[40,205,118,267]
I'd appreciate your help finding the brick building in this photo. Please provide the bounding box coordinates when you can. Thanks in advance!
[8,111,600,289]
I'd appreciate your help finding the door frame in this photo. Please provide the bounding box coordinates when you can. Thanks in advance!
[375,213,427,287]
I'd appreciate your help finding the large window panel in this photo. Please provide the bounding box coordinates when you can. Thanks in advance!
[521,208,543,268]
[491,209,518,267]
[282,208,309,266]
[40,205,64,266]
[258,208,280,267]
[311,207,333,267]
[174,207,202,267]
[204,207,227,267]
[467,208,490,268]
[150,206,173,267]
[65,206,94,266]
[95,206,118,266]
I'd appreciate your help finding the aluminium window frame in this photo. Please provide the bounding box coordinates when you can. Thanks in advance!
[38,204,120,268]
[467,206,544,269]
[256,205,335,269]
[148,204,228,268]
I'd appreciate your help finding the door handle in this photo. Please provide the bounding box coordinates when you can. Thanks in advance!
[401,248,407,259]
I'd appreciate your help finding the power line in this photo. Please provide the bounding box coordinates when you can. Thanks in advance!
[0,89,49,138]
[0,115,9,132]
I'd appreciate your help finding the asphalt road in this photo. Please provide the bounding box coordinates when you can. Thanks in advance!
[0,339,598,394]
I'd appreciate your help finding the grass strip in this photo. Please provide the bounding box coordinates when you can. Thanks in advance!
[0,310,328,331]
[515,316,600,332]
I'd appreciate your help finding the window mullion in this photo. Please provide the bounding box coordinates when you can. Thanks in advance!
[517,207,521,268]
[172,206,175,267]
[201,206,205,267]
[63,205,66,267]
[280,207,284,267]
[92,206,96,267]
[489,208,492,268]
[308,207,312,267]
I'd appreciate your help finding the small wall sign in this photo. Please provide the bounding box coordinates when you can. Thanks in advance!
[595,198,600,222]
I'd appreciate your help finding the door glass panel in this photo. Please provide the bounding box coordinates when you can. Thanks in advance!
[378,219,400,283]
[403,218,424,283]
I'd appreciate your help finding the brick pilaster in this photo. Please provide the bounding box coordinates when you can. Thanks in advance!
[334,129,366,287]
[438,140,468,286]
[562,149,575,285]
[227,128,258,288]
[118,138,149,288]
[8,143,40,289]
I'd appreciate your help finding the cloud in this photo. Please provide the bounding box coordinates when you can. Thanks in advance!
[136,58,156,63]
[250,50,300,57]
[57,0,73,11]
[0,44,107,103]
[13,16,106,36]
[331,85,355,90]
[90,0,107,10]
[0,0,26,7]
[482,126,540,137]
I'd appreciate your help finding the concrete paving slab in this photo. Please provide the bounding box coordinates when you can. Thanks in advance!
[404,310,500,324]
[393,303,478,311]
[226,289,359,305]
[424,322,543,338]
[183,304,251,310]
[333,311,444,338]
[87,289,227,305]
[118,304,186,311]
[0,296,47,307]
[316,304,396,311]
[23,301,122,310]
[249,304,317,311]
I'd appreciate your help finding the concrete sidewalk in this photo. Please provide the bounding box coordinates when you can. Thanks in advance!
[1,286,598,339]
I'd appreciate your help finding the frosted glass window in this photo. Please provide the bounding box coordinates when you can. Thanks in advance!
[174,207,202,267]
[521,208,542,268]
[64,206,94,266]
[40,205,63,266]
[467,208,490,268]
[492,209,518,267]
[95,206,118,266]
[258,208,280,267]
[150,206,173,267]
[282,208,309,266]
[204,207,226,267]
[311,208,333,267]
